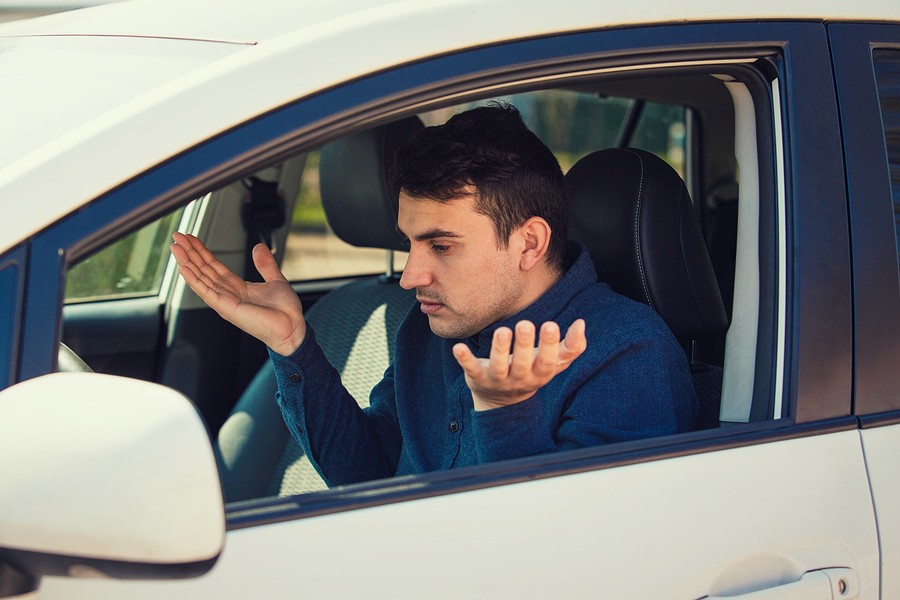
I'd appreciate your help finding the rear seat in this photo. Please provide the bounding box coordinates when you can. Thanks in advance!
[215,117,422,502]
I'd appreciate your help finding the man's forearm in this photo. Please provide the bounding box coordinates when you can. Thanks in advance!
[269,328,400,486]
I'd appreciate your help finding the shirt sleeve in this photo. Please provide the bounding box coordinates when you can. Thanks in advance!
[470,335,697,463]
[269,326,403,487]
[470,394,557,463]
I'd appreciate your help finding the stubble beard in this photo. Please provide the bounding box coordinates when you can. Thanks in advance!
[420,277,522,340]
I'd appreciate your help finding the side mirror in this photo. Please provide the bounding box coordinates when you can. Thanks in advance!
[0,373,224,596]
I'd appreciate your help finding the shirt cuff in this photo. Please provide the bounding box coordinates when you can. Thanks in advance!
[471,394,556,463]
[267,326,331,429]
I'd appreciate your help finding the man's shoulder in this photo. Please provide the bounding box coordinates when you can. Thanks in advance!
[568,282,679,346]
[565,280,650,317]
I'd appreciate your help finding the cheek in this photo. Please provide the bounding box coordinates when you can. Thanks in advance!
[471,254,517,294]
[439,248,516,298]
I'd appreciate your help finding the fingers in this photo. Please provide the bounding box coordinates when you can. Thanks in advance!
[456,319,588,411]
[171,235,212,295]
[461,320,581,380]
[452,343,484,379]
[560,319,587,361]
[173,233,242,282]
[252,243,288,283]
[171,233,245,308]
[454,320,586,379]
[172,233,229,277]
[509,322,536,378]
[533,321,561,378]
[488,327,513,379]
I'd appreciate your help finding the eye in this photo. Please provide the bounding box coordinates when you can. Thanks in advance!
[431,244,450,254]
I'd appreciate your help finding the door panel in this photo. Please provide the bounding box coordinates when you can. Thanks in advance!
[830,24,900,600]
[828,23,900,416]
[861,424,900,599]
[39,431,878,599]
[62,296,162,380]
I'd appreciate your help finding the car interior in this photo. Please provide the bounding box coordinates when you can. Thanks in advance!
[60,61,779,504]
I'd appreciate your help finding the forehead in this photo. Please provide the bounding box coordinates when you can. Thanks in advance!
[397,192,491,235]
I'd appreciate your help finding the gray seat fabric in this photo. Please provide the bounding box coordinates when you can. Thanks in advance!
[266,278,415,497]
[215,117,422,502]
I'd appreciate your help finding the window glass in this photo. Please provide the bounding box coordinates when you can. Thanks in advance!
[630,103,687,178]
[281,91,687,283]
[873,49,900,283]
[421,90,685,173]
[281,150,407,281]
[65,208,184,302]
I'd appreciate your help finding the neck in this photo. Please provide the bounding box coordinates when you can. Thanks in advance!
[509,262,563,317]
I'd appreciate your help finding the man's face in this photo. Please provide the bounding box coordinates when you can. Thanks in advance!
[397,191,526,339]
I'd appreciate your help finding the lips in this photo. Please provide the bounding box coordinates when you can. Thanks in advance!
[417,296,444,315]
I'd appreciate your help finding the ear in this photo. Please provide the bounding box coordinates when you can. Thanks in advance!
[516,216,552,271]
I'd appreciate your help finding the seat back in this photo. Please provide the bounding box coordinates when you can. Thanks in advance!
[565,148,728,428]
[215,118,422,501]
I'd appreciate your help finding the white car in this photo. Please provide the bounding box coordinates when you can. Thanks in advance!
[1,0,899,597]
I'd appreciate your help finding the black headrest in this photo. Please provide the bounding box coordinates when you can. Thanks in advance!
[566,148,727,340]
[319,116,424,251]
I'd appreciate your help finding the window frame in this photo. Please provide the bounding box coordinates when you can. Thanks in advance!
[15,21,853,524]
[0,246,25,390]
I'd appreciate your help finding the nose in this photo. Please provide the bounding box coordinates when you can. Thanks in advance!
[399,247,432,290]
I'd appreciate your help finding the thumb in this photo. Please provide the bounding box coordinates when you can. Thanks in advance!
[251,243,287,283]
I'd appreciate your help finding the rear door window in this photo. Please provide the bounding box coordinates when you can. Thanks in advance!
[873,48,900,281]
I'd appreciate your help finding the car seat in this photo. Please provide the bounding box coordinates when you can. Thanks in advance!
[565,148,728,429]
[215,117,422,502]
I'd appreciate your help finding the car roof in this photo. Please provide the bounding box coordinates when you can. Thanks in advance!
[1,0,898,251]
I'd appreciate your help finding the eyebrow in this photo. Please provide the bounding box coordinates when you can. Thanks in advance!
[396,227,463,242]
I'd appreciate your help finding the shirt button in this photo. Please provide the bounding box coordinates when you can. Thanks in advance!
[449,421,460,433]
[289,373,301,383]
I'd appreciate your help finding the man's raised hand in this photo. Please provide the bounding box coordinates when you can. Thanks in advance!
[170,232,307,356]
[452,319,587,411]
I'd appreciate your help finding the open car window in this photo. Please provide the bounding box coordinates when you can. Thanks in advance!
[279,90,689,285]
[60,43,781,511]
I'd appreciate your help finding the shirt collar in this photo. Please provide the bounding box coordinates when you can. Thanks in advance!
[463,241,597,356]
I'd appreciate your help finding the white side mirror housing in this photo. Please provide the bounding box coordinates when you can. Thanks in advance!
[0,373,224,593]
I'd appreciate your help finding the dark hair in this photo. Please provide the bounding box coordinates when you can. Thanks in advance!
[392,104,567,272]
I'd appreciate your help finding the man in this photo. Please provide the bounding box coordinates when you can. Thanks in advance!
[171,105,697,487]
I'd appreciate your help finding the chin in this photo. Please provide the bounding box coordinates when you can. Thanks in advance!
[427,317,476,340]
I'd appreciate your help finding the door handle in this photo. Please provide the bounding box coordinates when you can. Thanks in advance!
[703,568,858,600]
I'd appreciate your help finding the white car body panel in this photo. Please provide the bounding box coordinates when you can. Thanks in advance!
[39,430,878,599]
[861,424,900,598]
[0,373,223,564]
[1,1,897,598]
[1,0,900,252]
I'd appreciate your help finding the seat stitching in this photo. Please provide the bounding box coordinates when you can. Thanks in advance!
[630,151,653,308]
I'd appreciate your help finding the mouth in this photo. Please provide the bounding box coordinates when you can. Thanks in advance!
[417,296,445,315]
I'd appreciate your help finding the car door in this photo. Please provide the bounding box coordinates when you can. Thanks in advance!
[830,23,900,600]
[59,169,306,434]
[17,21,880,599]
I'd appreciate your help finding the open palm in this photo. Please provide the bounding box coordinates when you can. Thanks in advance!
[170,233,307,356]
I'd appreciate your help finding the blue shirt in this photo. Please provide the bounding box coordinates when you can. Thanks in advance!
[270,243,697,487]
